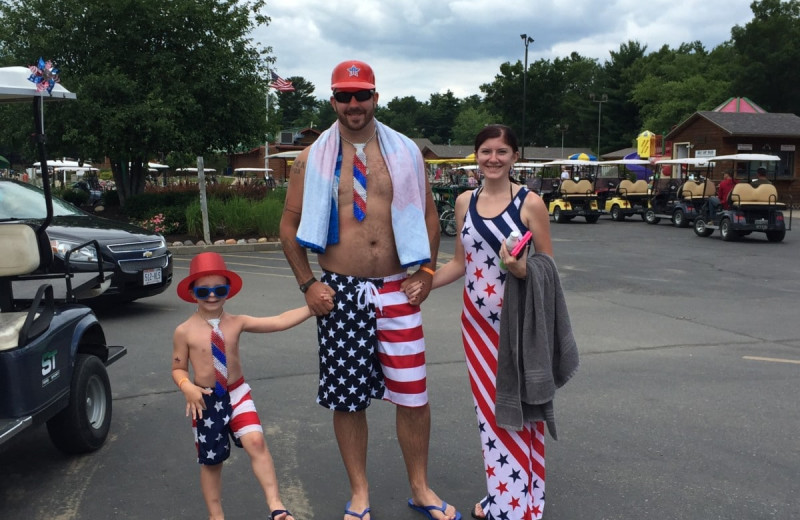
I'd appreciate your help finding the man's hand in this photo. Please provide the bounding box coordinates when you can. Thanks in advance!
[305,281,335,316]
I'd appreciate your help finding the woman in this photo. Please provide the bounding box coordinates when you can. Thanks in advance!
[425,124,554,519]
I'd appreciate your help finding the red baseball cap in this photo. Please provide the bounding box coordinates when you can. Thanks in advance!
[176,252,243,302]
[331,60,375,91]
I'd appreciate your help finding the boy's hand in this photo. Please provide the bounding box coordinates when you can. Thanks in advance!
[182,384,212,419]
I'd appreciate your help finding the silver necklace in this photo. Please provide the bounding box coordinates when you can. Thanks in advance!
[340,128,378,175]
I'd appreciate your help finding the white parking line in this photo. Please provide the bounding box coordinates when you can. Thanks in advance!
[742,356,800,365]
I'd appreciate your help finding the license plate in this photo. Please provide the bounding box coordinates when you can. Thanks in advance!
[755,218,768,230]
[143,268,162,285]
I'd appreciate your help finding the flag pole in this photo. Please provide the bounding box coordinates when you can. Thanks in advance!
[265,86,270,173]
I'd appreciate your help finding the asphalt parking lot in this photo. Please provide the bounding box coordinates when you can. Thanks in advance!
[1,215,799,520]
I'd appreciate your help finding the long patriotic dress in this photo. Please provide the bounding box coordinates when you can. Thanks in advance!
[460,186,546,520]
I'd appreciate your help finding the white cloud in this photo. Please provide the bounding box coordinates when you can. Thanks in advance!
[253,0,755,102]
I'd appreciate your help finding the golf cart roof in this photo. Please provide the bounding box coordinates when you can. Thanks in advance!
[707,153,780,162]
[655,157,712,166]
[234,167,273,172]
[598,159,653,165]
[0,66,76,102]
[515,162,548,168]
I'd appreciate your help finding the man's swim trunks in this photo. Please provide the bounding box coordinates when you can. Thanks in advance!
[192,377,262,465]
[316,270,428,412]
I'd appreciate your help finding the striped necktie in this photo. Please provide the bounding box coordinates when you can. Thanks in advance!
[208,318,227,396]
[352,143,368,221]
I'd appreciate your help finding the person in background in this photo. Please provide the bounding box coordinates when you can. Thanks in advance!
[717,172,737,210]
[279,59,458,520]
[752,167,772,185]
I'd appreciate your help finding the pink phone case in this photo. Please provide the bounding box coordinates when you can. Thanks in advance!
[510,231,532,258]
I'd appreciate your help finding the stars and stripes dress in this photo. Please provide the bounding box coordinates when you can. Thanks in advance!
[460,186,546,520]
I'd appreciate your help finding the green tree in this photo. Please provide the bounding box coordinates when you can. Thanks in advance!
[276,76,319,129]
[376,96,424,137]
[0,0,272,205]
[630,42,731,135]
[731,0,800,113]
[452,104,494,144]
[601,41,648,152]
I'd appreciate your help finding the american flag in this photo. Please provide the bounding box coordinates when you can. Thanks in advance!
[269,71,295,92]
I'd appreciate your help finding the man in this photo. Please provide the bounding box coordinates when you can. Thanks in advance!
[279,60,458,520]
[560,166,570,180]
[753,167,772,185]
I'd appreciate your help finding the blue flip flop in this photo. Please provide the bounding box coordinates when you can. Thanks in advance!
[345,501,371,519]
[269,510,294,520]
[407,498,462,520]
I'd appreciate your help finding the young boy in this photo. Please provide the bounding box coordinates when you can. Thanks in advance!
[172,252,317,520]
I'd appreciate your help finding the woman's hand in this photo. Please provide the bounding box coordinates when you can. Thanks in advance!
[501,241,527,279]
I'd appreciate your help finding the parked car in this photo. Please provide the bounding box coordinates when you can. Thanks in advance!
[0,178,173,302]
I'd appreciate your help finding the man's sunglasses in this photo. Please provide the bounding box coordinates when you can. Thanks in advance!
[333,90,374,103]
[192,284,230,300]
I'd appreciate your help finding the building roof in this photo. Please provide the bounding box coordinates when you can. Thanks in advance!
[666,111,800,139]
[712,97,767,113]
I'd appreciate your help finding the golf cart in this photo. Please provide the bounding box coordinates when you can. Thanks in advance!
[0,65,126,453]
[693,154,792,242]
[645,158,712,228]
[544,159,602,223]
[598,159,653,221]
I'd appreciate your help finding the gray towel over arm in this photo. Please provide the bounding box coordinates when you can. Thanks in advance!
[495,253,579,440]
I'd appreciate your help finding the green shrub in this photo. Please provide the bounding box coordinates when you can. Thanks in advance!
[253,198,283,237]
[103,189,120,207]
[61,188,89,207]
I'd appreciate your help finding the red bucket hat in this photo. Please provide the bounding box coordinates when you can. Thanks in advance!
[176,252,243,302]
[331,60,375,91]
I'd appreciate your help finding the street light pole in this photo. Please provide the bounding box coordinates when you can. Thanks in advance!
[590,93,608,158]
[556,123,568,158]
[520,34,534,161]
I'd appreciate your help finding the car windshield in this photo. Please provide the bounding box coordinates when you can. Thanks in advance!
[0,179,84,219]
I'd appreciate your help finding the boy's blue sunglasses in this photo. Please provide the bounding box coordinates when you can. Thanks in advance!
[192,284,230,300]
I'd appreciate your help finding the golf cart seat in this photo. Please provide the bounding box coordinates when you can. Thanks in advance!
[0,223,48,351]
[730,183,786,208]
[680,181,715,200]
[561,179,597,198]
[617,179,649,199]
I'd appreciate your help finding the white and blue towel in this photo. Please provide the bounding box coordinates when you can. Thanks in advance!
[296,120,430,268]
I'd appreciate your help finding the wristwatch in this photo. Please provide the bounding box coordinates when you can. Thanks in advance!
[299,276,317,293]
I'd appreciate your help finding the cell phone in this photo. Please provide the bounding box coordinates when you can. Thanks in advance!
[510,231,532,258]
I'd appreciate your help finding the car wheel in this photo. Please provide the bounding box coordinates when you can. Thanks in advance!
[553,207,565,223]
[766,230,786,242]
[439,208,457,237]
[645,210,660,225]
[672,209,688,228]
[585,214,600,223]
[720,218,739,241]
[47,354,112,454]
[610,205,622,221]
[693,218,714,237]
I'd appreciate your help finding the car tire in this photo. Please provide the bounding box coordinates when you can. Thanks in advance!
[766,230,786,242]
[585,214,600,223]
[693,218,714,237]
[719,218,739,241]
[645,209,660,225]
[553,207,565,223]
[46,354,112,454]
[672,209,688,228]
[610,205,622,221]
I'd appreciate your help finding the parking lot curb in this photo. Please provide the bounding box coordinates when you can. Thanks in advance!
[168,241,282,256]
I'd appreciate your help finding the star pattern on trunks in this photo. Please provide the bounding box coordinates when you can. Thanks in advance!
[316,273,384,411]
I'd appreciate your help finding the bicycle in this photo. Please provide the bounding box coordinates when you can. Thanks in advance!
[432,184,460,236]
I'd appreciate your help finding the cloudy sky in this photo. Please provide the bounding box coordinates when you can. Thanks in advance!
[252,0,756,103]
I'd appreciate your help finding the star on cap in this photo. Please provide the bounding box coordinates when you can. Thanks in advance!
[348,65,360,77]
